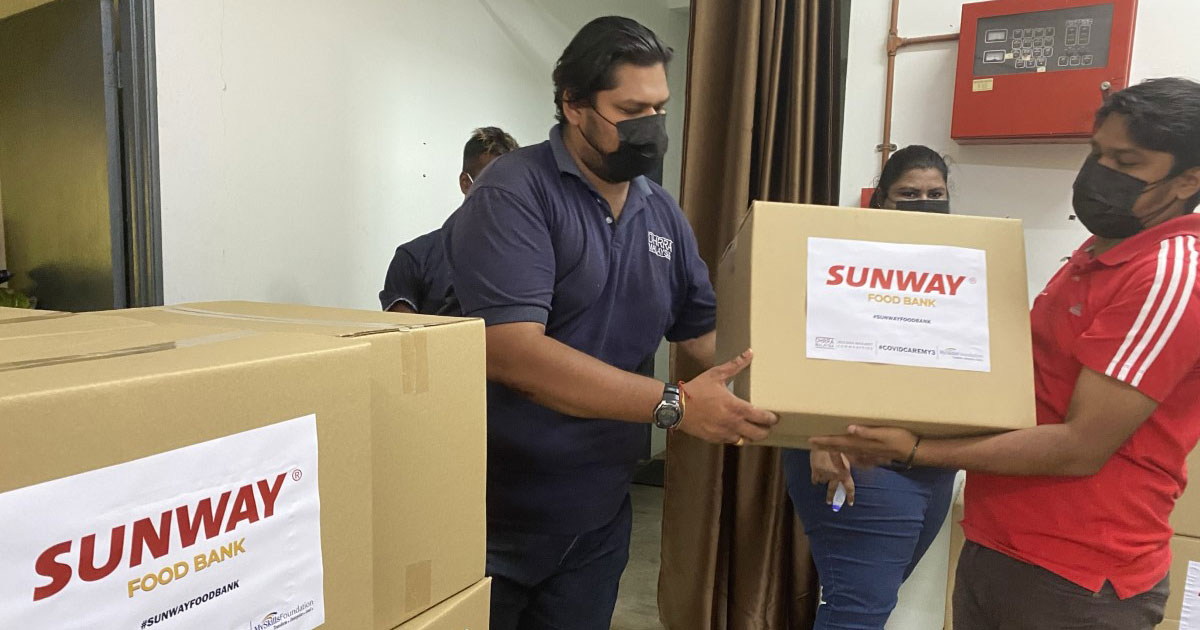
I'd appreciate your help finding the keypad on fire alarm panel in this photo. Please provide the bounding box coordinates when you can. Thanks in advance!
[973,5,1112,78]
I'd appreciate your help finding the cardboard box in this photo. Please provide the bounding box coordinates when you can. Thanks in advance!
[717,202,1036,447]
[0,312,148,340]
[0,322,375,629]
[1172,447,1200,539]
[118,302,487,628]
[1160,534,1200,628]
[396,578,490,630]
[944,487,966,630]
[0,306,62,322]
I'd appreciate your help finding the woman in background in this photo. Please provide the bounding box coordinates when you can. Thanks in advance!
[782,145,958,630]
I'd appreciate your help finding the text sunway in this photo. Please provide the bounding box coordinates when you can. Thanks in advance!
[826,265,968,296]
[32,472,288,601]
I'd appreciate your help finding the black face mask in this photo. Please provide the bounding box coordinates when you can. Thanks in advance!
[895,199,950,214]
[581,111,668,183]
[1072,155,1175,239]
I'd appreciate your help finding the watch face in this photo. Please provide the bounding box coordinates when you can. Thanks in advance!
[656,406,679,427]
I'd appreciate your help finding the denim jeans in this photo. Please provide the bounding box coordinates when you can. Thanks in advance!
[783,449,957,630]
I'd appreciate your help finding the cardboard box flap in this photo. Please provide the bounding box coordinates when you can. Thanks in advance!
[0,307,66,323]
[0,330,256,374]
[121,304,456,399]
[0,323,357,398]
[0,313,149,340]
[162,301,474,337]
[0,323,369,488]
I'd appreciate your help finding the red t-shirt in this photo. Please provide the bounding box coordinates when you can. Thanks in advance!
[964,214,1200,598]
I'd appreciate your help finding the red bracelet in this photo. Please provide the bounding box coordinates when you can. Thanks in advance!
[677,381,688,413]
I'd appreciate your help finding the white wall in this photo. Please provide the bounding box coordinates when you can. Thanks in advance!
[155,0,689,307]
[840,2,1200,629]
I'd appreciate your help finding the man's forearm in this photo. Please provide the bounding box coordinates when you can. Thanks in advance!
[488,331,664,423]
[676,330,716,371]
[915,423,1106,477]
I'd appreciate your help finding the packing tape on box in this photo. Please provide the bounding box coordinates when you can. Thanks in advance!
[0,311,74,325]
[400,331,430,394]
[404,559,433,613]
[163,307,433,393]
[164,306,431,333]
[0,331,256,373]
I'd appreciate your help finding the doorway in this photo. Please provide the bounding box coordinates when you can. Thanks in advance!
[0,0,161,311]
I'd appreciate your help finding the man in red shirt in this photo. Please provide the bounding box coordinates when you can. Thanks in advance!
[813,77,1200,629]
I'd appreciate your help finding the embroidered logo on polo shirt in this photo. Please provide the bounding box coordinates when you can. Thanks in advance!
[1069,304,1083,317]
[648,231,673,260]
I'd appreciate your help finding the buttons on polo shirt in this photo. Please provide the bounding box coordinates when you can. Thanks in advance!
[605,216,614,224]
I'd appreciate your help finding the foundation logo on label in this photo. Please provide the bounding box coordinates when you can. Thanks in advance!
[941,347,986,362]
[815,337,836,349]
[251,600,316,630]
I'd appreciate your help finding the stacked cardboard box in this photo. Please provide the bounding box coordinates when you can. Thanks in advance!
[396,578,490,630]
[118,302,487,628]
[0,306,60,321]
[717,202,1036,448]
[1158,447,1200,629]
[0,318,376,628]
[0,302,488,630]
[1159,536,1200,629]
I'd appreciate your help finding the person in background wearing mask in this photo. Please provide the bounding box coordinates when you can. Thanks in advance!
[867,145,951,213]
[785,145,958,630]
[443,16,777,630]
[378,126,518,314]
[814,77,1200,630]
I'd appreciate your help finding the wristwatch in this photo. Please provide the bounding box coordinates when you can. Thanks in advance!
[653,383,684,430]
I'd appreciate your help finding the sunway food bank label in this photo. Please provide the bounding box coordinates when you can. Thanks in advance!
[806,237,991,372]
[1182,560,1200,628]
[0,415,325,630]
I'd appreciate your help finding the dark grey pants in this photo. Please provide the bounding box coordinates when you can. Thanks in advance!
[953,541,1169,630]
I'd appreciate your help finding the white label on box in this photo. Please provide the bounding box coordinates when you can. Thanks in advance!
[0,416,325,630]
[1183,561,1200,628]
[806,237,991,372]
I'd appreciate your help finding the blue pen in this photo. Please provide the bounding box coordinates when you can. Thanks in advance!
[831,482,847,512]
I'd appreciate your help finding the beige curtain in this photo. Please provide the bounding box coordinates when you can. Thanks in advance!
[659,0,842,628]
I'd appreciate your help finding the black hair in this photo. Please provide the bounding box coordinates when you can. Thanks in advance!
[462,127,518,174]
[1096,77,1200,211]
[869,145,950,209]
[552,16,673,124]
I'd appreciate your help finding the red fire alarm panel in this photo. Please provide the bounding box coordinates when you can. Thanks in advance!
[951,0,1138,144]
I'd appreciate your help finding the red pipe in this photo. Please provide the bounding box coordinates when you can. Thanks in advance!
[879,0,960,173]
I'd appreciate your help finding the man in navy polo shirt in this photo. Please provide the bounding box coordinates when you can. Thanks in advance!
[444,16,778,630]
[379,126,518,314]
